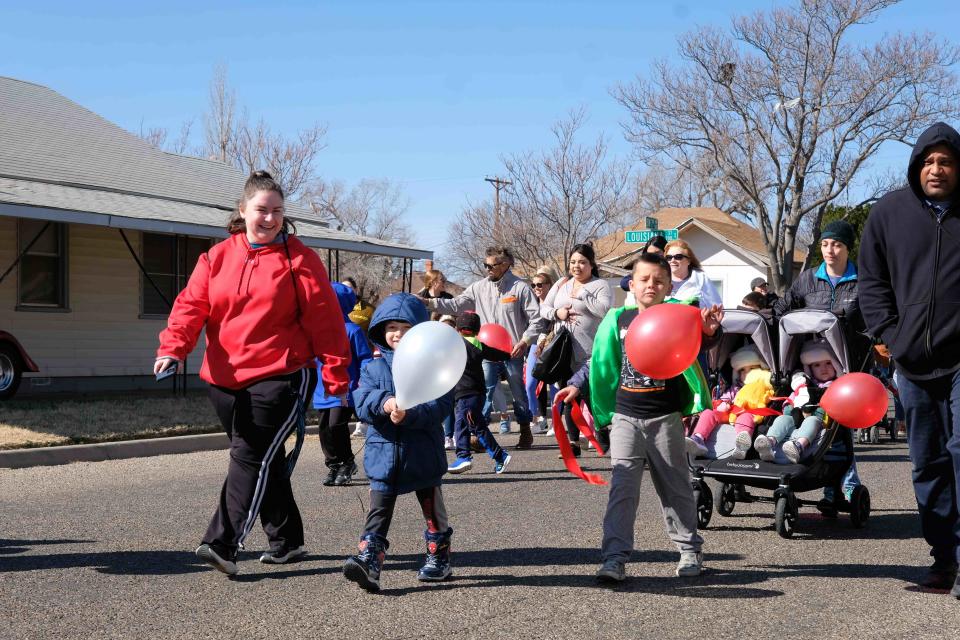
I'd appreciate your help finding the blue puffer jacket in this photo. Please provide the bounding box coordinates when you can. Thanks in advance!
[313,282,373,409]
[352,293,454,494]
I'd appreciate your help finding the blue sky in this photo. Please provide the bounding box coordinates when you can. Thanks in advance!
[1,0,955,259]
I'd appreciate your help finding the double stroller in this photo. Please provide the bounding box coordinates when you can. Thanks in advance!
[688,308,871,538]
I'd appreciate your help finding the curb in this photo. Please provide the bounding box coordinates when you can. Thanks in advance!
[0,426,321,470]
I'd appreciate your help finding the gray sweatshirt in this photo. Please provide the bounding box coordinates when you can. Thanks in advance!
[431,270,546,345]
[539,276,612,369]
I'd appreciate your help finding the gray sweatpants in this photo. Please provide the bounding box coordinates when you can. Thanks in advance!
[601,412,703,563]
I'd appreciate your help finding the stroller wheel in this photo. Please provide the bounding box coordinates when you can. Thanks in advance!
[850,485,871,529]
[693,480,713,529]
[775,495,797,539]
[717,483,737,517]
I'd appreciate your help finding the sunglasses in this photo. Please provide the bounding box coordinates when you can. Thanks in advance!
[532,282,546,288]
[483,261,504,270]
[665,254,689,262]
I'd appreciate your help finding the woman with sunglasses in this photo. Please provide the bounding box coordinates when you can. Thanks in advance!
[540,243,612,456]
[662,240,722,308]
[525,267,558,434]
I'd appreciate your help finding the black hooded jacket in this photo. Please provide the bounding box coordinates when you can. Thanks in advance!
[859,122,960,380]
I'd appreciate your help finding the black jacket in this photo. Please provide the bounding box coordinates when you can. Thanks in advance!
[455,338,505,399]
[859,122,960,380]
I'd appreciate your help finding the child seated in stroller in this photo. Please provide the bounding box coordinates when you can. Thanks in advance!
[754,339,840,463]
[685,344,773,459]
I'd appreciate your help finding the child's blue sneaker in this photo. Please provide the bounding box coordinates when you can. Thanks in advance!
[447,457,473,474]
[494,453,512,474]
[498,419,510,434]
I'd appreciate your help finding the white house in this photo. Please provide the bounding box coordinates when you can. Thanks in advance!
[0,77,431,397]
[594,207,805,308]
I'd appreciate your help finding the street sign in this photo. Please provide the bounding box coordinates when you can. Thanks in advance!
[624,229,678,243]
[644,217,658,231]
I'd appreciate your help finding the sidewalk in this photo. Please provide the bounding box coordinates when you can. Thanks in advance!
[0,426,320,469]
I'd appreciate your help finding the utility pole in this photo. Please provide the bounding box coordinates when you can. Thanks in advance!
[485,176,512,241]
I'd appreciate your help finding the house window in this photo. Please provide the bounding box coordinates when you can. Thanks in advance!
[710,279,724,303]
[18,219,68,309]
[141,233,210,316]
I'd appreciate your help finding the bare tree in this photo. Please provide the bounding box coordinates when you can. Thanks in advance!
[303,178,413,304]
[632,155,754,216]
[203,64,237,164]
[614,0,960,291]
[200,66,327,198]
[136,119,195,155]
[447,108,633,277]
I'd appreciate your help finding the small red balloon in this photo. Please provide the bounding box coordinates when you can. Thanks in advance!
[478,323,513,354]
[820,373,889,429]
[625,304,703,379]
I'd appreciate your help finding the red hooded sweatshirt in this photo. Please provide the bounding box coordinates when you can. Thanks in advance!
[157,233,350,393]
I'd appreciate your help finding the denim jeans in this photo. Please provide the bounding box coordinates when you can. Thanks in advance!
[454,394,505,462]
[483,357,532,426]
[525,348,556,418]
[897,368,960,565]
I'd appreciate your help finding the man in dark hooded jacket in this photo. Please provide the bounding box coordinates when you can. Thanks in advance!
[859,122,960,596]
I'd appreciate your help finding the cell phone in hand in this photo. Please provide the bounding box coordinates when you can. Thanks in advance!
[155,362,179,381]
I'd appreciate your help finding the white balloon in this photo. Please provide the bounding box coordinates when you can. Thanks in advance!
[392,321,467,411]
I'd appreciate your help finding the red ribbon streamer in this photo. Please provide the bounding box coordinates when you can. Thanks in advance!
[552,397,607,486]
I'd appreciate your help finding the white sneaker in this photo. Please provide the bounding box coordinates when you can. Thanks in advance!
[754,435,775,462]
[545,426,555,437]
[443,436,454,450]
[782,439,805,464]
[685,436,708,458]
[733,431,752,459]
[351,423,366,438]
[676,551,703,577]
[533,417,549,435]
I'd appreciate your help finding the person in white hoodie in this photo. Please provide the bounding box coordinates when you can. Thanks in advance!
[663,240,721,307]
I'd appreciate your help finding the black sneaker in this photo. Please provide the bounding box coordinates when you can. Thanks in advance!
[195,544,238,575]
[259,545,307,564]
[334,461,357,486]
[322,466,339,487]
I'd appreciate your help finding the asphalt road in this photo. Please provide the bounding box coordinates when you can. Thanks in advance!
[1,432,957,640]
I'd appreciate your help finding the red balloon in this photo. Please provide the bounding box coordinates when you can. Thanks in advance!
[478,323,513,354]
[625,304,703,379]
[820,373,889,429]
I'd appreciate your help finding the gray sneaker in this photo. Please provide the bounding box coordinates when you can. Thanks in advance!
[676,551,703,577]
[596,559,626,583]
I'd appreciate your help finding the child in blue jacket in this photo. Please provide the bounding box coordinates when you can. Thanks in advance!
[313,282,374,487]
[342,293,456,592]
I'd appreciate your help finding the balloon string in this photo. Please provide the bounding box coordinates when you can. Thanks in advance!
[552,398,607,486]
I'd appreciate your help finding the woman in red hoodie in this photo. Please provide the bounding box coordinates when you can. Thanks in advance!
[155,171,350,576]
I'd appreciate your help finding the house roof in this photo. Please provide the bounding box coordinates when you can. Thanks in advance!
[0,76,430,260]
[594,206,806,267]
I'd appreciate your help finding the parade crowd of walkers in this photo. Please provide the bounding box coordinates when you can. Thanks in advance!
[157,120,960,599]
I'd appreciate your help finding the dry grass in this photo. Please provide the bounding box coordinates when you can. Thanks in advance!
[0,393,221,450]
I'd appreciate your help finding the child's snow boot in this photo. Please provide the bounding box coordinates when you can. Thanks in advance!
[417,527,453,582]
[343,533,388,592]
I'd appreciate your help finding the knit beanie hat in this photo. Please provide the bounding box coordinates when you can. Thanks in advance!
[730,344,764,374]
[800,340,842,380]
[820,220,855,250]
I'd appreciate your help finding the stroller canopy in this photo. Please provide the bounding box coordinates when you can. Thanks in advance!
[708,309,778,376]
[778,309,851,375]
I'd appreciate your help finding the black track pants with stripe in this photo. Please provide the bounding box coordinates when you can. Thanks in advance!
[203,367,317,556]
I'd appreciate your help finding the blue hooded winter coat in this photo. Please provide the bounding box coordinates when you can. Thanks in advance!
[352,293,454,494]
[313,282,373,409]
